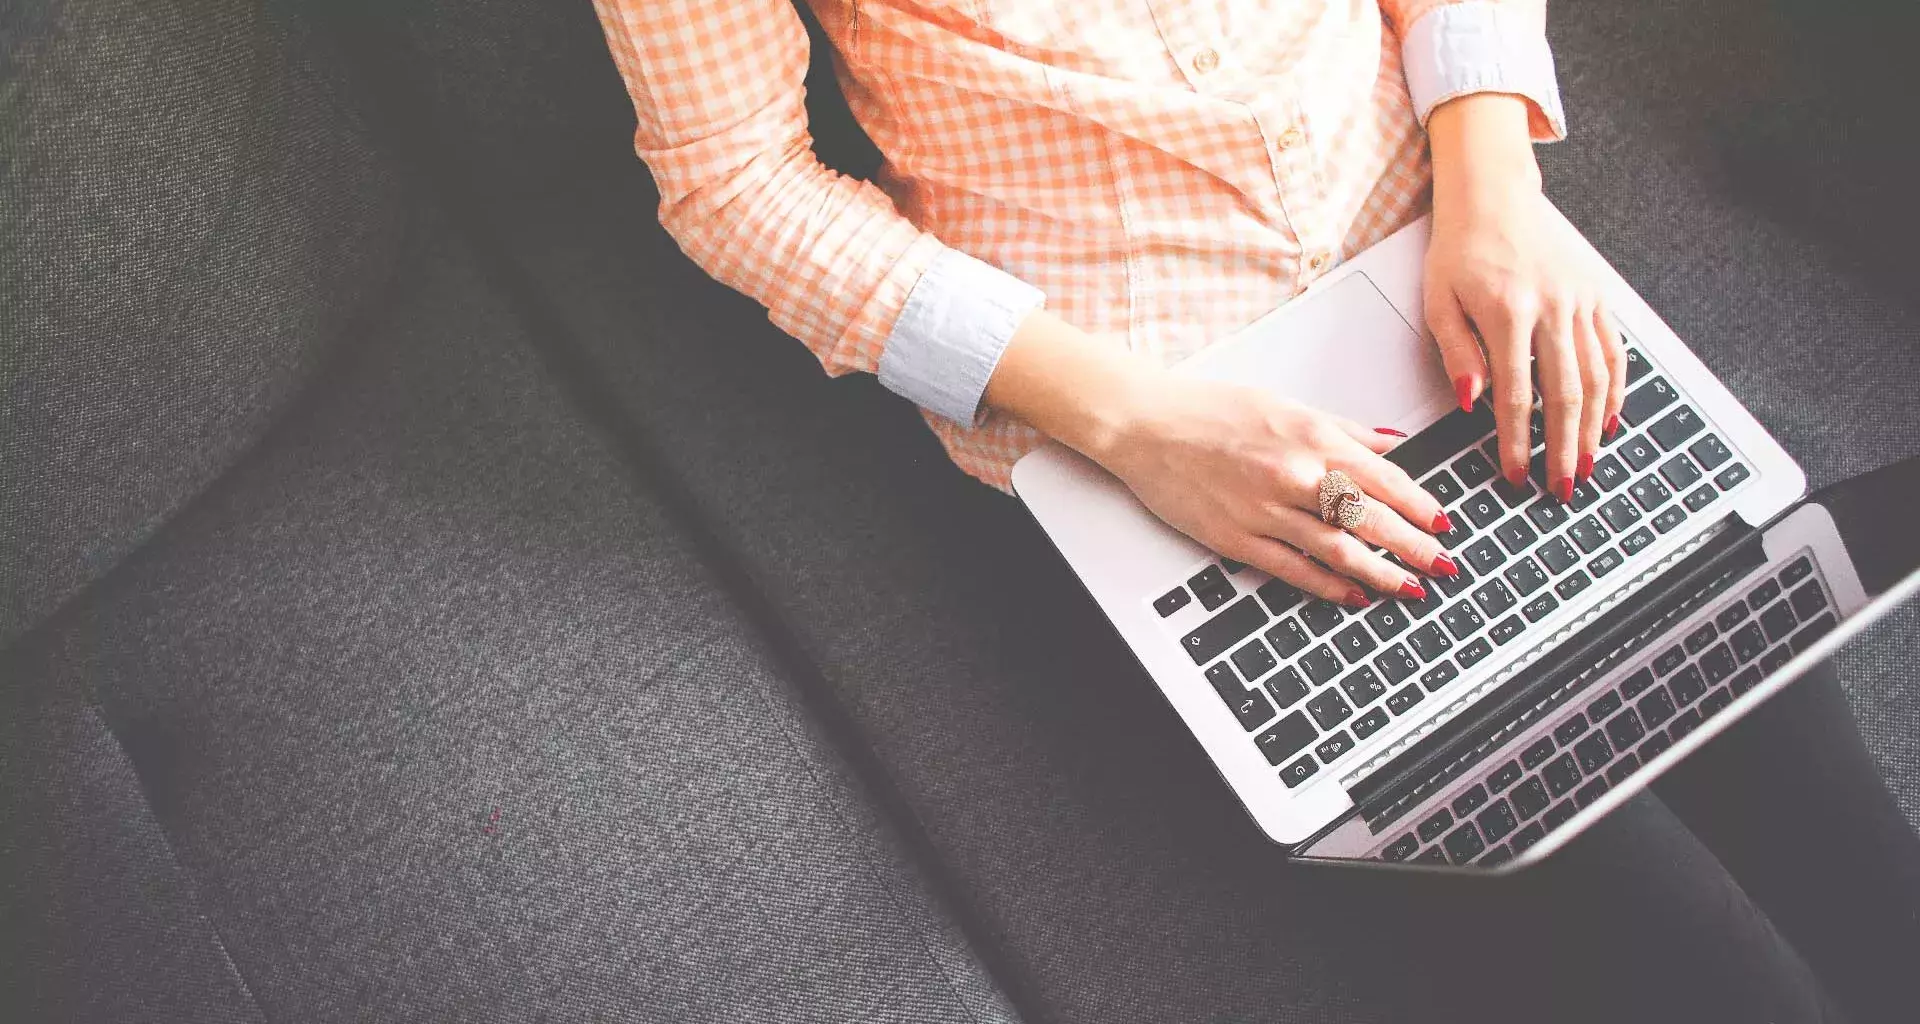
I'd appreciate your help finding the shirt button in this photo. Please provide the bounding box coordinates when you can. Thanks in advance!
[1192,47,1220,74]
[1276,125,1306,150]
[1307,251,1333,273]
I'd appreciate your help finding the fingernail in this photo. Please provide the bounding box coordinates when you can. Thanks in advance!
[1374,426,1408,437]
[1454,376,1476,413]
[1343,589,1371,609]
[1431,511,1453,534]
[1430,553,1459,578]
[1555,476,1574,503]
[1577,452,1595,482]
[1398,578,1428,600]
[1604,412,1620,438]
[1505,465,1527,489]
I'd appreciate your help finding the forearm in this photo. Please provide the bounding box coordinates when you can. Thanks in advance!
[981,309,1155,462]
[1427,93,1542,210]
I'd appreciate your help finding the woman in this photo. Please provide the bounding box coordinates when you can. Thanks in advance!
[593,2,1920,1019]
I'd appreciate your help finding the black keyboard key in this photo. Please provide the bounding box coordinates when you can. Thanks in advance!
[1399,585,1446,621]
[1489,760,1524,793]
[1568,516,1610,553]
[1512,776,1552,819]
[1591,453,1631,492]
[1385,403,1497,478]
[1493,516,1538,555]
[1575,777,1611,808]
[1587,690,1623,721]
[1189,564,1228,596]
[1521,592,1558,623]
[1385,684,1425,716]
[1683,484,1718,512]
[1789,580,1828,620]
[1639,731,1673,761]
[1307,688,1353,730]
[1301,644,1343,685]
[1441,601,1486,641]
[1759,601,1798,643]
[1618,526,1656,556]
[1715,602,1749,632]
[1520,737,1557,770]
[1648,405,1705,451]
[1629,475,1672,511]
[1700,687,1734,716]
[1620,667,1657,698]
[1181,596,1268,665]
[1730,666,1763,696]
[1504,557,1549,596]
[1231,639,1277,682]
[1461,490,1505,529]
[1689,433,1732,470]
[1606,707,1647,749]
[1574,731,1614,774]
[1280,756,1319,788]
[1452,784,1490,817]
[1463,537,1507,574]
[1637,686,1677,727]
[1781,556,1814,586]
[1453,449,1497,488]
[1204,662,1241,699]
[1488,614,1526,646]
[1352,706,1391,740]
[1266,666,1311,708]
[1408,622,1453,663]
[1415,847,1447,864]
[1222,560,1247,574]
[1341,665,1389,708]
[1653,645,1688,676]
[1543,800,1579,830]
[1747,578,1782,611]
[1493,473,1536,510]
[1684,621,1718,654]
[1256,578,1305,616]
[1478,799,1519,844]
[1621,376,1679,427]
[1265,617,1310,658]
[1606,751,1643,786]
[1537,537,1580,577]
[1543,753,1582,797]
[1553,714,1588,746]
[1455,637,1494,669]
[1701,643,1737,684]
[1299,599,1345,636]
[1659,454,1703,491]
[1670,665,1707,705]
[1224,686,1277,730]
[1417,808,1454,843]
[1315,731,1356,763]
[1568,479,1602,511]
[1599,495,1642,532]
[1255,711,1317,764]
[1443,822,1487,864]
[1333,622,1378,663]
[1791,613,1837,655]
[1525,499,1569,534]
[1375,643,1420,686]
[1618,434,1661,472]
[1421,660,1461,692]
[1473,579,1518,618]
[1481,845,1514,868]
[1381,832,1420,861]
[1716,463,1751,490]
[1154,587,1192,617]
[1365,602,1413,641]
[1554,570,1592,601]
[1761,647,1793,674]
[1422,469,1466,506]
[1511,821,1548,854]
[1587,548,1626,578]
[1434,561,1476,598]
[1651,505,1687,535]
[1623,345,1653,384]
[1669,707,1703,740]
[1435,513,1474,550]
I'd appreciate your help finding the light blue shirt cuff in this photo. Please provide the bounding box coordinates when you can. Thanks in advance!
[877,247,1046,427]
[1401,1,1568,140]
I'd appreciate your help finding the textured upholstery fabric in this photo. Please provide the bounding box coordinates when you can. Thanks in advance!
[0,0,406,646]
[3,232,1021,1024]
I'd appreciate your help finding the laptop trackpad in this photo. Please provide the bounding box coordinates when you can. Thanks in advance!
[1183,273,1452,431]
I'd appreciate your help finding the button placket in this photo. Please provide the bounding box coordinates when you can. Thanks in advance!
[1251,97,1334,286]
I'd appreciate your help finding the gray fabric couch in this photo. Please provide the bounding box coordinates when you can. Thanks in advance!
[2,1,1914,1021]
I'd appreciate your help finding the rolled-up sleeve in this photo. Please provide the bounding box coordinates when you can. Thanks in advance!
[1384,0,1568,142]
[591,0,1043,425]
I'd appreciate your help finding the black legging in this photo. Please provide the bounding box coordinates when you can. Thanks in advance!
[1331,658,1920,1024]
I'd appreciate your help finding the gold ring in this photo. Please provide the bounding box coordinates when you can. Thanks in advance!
[1318,470,1368,531]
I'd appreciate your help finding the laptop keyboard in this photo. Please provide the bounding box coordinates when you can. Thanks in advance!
[1374,553,1837,866]
[1150,342,1756,789]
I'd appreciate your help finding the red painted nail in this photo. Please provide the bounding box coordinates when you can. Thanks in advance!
[1343,589,1371,609]
[1505,465,1527,489]
[1604,412,1620,437]
[1555,476,1575,503]
[1375,426,1408,437]
[1577,452,1595,482]
[1430,553,1459,578]
[1431,511,1453,534]
[1398,579,1428,600]
[1454,376,1477,412]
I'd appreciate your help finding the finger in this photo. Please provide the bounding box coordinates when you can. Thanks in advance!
[1227,533,1366,607]
[1534,302,1583,503]
[1333,415,1407,455]
[1426,283,1489,411]
[1328,442,1450,535]
[1572,304,1610,480]
[1349,495,1453,580]
[1478,300,1536,488]
[1595,305,1627,439]
[1267,505,1427,601]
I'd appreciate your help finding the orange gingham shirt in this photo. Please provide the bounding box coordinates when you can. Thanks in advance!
[594,1,1565,491]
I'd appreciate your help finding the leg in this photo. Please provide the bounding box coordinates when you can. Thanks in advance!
[1652,660,1920,1022]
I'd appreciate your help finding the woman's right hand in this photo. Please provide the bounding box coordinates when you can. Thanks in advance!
[1088,374,1457,606]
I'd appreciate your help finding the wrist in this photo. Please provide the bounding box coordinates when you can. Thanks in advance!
[983,308,1161,465]
[1429,93,1542,208]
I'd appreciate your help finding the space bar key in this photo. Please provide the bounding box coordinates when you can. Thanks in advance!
[1180,596,1269,665]
[1385,404,1497,480]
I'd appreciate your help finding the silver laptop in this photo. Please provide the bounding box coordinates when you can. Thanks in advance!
[1011,208,1920,871]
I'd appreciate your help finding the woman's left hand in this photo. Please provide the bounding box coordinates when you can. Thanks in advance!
[1422,94,1626,503]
